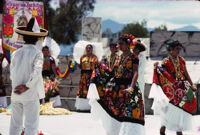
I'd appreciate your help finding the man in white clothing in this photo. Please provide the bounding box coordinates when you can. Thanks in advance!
[9,17,48,135]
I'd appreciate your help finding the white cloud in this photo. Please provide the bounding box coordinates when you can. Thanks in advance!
[147,20,187,30]
[193,23,200,29]
[90,1,200,29]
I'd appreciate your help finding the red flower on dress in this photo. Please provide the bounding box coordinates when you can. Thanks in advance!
[165,59,175,72]
[3,14,14,25]
[163,84,174,100]
[118,89,124,98]
[3,25,14,37]
[183,98,197,113]
[172,81,183,90]
[105,88,112,96]
[172,96,181,105]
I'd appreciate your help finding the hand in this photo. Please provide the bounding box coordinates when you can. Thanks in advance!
[154,62,159,67]
[123,87,134,93]
[191,84,197,92]
[14,85,29,95]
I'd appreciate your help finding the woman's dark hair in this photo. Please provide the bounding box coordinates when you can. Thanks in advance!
[118,33,135,46]
[86,44,93,50]
[118,35,130,45]
[166,40,183,52]
[23,35,39,44]
[42,46,49,51]
[109,43,117,48]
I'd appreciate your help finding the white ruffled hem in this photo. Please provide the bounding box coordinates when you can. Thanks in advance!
[75,97,91,111]
[149,84,169,115]
[88,83,145,135]
[149,84,192,131]
[161,103,192,132]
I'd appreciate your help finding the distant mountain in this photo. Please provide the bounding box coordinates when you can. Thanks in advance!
[173,25,200,31]
[102,19,125,33]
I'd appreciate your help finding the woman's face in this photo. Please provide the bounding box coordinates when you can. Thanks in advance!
[42,48,50,57]
[170,46,182,57]
[86,45,93,55]
[110,45,116,54]
[118,40,129,52]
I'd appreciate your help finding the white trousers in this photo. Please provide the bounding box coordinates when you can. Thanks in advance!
[9,100,40,135]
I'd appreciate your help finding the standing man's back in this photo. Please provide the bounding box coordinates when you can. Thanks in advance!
[9,17,48,135]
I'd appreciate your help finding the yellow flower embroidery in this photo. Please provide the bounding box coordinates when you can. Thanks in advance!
[132,108,140,119]
[9,8,15,15]
[32,9,38,16]
[112,91,117,99]
[97,86,104,97]
[126,60,132,68]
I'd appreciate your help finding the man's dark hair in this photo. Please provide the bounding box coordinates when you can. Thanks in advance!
[23,35,39,44]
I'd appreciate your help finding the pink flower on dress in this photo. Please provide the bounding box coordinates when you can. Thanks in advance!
[3,14,14,25]
[175,88,186,98]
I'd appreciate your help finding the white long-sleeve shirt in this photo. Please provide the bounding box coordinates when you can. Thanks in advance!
[10,45,45,101]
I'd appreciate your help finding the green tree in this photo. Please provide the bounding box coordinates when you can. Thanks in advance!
[119,20,148,38]
[154,24,168,31]
[51,0,95,45]
[0,0,96,45]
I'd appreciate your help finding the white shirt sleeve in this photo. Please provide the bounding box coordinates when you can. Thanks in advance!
[10,52,16,81]
[25,52,43,88]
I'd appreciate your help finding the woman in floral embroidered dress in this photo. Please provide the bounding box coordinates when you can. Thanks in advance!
[42,46,61,106]
[42,46,57,81]
[102,43,119,72]
[150,40,197,135]
[88,34,145,135]
[75,44,98,111]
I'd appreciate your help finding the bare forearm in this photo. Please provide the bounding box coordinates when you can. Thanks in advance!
[185,68,193,85]
[51,64,57,76]
[130,71,138,88]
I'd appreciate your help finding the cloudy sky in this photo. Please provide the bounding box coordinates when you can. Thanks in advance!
[88,1,200,30]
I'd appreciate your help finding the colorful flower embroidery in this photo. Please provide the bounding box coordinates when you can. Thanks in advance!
[3,14,14,25]
[9,8,15,15]
[3,25,14,37]
[153,56,197,114]
[183,98,197,113]
[163,84,174,100]
[32,9,38,16]
[92,53,144,124]
[175,88,186,98]
[132,108,140,119]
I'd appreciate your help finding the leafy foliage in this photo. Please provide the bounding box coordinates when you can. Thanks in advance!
[119,20,148,38]
[154,24,168,32]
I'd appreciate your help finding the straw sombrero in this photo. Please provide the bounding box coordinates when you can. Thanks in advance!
[15,17,48,37]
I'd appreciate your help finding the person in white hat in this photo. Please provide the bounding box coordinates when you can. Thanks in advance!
[9,17,48,135]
